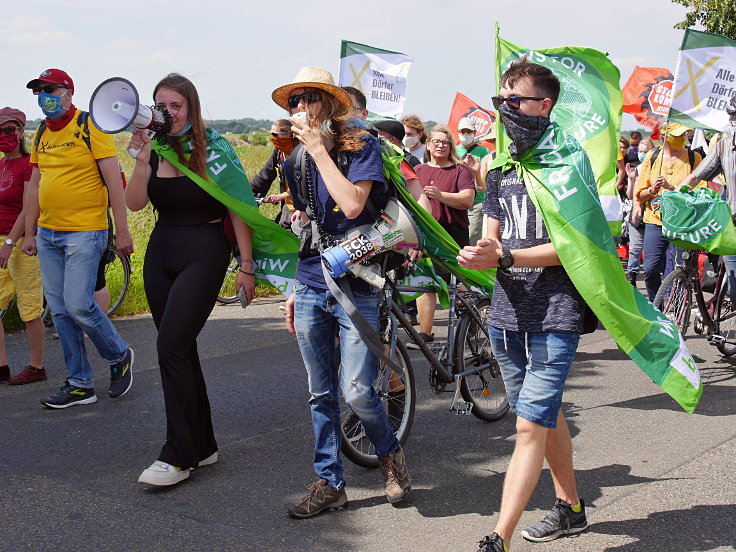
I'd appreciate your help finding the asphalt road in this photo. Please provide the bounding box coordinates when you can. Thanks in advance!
[1,296,734,552]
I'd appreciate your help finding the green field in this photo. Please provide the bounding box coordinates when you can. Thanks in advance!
[3,133,278,331]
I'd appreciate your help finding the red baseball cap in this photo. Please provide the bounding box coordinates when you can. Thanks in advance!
[26,69,74,94]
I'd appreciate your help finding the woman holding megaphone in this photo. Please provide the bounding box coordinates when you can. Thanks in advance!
[126,73,255,487]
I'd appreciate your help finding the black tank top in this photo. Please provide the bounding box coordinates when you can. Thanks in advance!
[148,154,227,226]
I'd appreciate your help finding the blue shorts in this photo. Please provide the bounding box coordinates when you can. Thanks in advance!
[489,327,579,429]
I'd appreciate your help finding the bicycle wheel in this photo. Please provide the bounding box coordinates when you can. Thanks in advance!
[105,249,131,315]
[454,296,509,422]
[217,252,240,305]
[653,269,692,336]
[340,339,416,469]
[714,284,736,356]
[0,297,15,319]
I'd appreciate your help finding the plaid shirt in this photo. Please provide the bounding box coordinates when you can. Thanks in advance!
[692,132,736,212]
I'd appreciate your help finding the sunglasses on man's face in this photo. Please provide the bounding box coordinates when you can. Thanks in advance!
[32,85,66,95]
[288,91,322,109]
[0,126,19,135]
[491,95,545,110]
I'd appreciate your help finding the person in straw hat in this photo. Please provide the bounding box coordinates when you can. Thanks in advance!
[274,66,411,518]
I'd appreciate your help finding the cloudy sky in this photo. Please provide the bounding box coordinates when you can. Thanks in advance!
[3,0,692,129]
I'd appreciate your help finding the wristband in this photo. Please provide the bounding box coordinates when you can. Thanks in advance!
[239,269,255,276]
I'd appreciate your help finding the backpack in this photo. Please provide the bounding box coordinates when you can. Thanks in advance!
[648,146,696,172]
[34,111,126,188]
[291,136,408,273]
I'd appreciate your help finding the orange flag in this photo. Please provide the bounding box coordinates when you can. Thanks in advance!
[447,92,496,151]
[622,66,673,139]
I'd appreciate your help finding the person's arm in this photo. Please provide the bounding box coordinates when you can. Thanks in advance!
[425,186,475,209]
[21,168,41,256]
[126,130,152,211]
[404,177,431,212]
[250,149,279,198]
[291,118,371,218]
[229,211,256,305]
[0,180,31,268]
[458,237,560,271]
[615,158,626,191]
[98,156,134,256]
[465,154,485,191]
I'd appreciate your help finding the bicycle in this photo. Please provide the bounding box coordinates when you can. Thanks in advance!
[653,248,736,356]
[339,268,509,468]
[42,239,132,325]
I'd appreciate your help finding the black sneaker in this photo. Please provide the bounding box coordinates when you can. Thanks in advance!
[477,533,505,552]
[521,498,588,542]
[406,332,434,350]
[41,381,97,409]
[287,479,348,519]
[109,348,134,398]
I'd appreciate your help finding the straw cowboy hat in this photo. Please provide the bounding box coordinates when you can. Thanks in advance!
[272,66,353,115]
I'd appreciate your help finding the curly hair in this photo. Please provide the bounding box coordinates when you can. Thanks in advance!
[153,73,207,179]
[400,114,427,144]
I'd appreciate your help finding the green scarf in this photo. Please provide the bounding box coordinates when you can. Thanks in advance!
[152,128,300,295]
[490,122,702,414]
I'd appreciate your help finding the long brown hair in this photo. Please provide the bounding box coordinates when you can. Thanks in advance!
[153,73,207,178]
[306,90,367,153]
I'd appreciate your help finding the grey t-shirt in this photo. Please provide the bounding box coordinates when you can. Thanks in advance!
[483,167,584,332]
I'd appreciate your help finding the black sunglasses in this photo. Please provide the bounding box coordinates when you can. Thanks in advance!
[0,126,19,135]
[492,95,545,110]
[288,91,322,109]
[32,85,66,95]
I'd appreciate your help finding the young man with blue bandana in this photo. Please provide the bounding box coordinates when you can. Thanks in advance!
[22,68,135,408]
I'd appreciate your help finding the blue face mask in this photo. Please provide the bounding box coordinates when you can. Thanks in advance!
[38,90,67,119]
[637,151,647,163]
[170,122,192,137]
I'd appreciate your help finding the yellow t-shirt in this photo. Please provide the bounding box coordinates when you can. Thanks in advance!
[635,148,704,225]
[30,109,116,231]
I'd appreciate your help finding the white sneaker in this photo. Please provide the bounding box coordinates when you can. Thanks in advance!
[138,461,190,486]
[198,451,218,467]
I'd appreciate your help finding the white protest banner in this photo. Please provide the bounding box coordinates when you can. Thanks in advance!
[669,29,736,132]
[338,40,412,118]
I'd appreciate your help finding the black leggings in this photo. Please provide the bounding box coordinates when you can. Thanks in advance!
[144,223,230,469]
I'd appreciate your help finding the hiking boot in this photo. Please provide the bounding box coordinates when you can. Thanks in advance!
[477,533,505,552]
[378,446,411,503]
[406,332,434,350]
[138,461,190,486]
[109,348,134,398]
[41,381,97,409]
[521,498,588,542]
[9,365,47,385]
[287,479,348,519]
[0,365,9,382]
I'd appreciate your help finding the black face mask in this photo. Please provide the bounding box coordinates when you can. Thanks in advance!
[499,103,550,159]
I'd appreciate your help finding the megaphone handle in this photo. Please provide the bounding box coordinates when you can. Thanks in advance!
[127,129,156,159]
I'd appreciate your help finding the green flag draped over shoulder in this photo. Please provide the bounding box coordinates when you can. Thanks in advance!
[495,26,623,235]
[152,128,300,296]
[490,122,702,413]
[380,141,495,299]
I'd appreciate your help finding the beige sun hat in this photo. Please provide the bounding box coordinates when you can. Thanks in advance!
[271,66,353,115]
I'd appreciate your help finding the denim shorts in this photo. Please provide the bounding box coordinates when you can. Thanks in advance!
[489,326,579,429]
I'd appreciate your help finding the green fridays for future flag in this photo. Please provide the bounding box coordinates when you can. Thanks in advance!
[152,129,300,296]
[495,28,623,235]
[669,29,736,132]
[338,40,412,119]
[490,122,702,414]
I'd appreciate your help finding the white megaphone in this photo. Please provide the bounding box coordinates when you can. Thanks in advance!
[321,197,422,288]
[89,77,172,158]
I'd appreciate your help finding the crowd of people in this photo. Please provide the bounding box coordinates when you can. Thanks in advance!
[2,59,735,552]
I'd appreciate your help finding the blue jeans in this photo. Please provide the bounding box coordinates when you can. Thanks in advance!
[627,221,645,274]
[489,327,579,429]
[724,255,736,303]
[294,281,398,489]
[643,223,682,302]
[37,227,128,388]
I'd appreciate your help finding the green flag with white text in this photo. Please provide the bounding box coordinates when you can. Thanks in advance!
[495,27,623,235]
[669,28,736,132]
[338,40,413,119]
[490,122,702,414]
